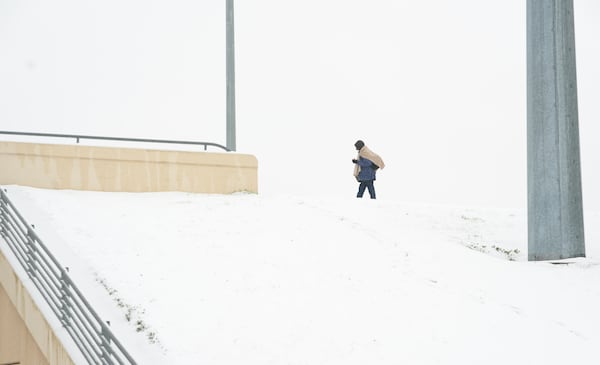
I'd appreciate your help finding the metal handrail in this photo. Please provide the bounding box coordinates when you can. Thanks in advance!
[0,188,137,365]
[0,130,230,152]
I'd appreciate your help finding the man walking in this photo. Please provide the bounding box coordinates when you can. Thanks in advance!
[352,140,385,199]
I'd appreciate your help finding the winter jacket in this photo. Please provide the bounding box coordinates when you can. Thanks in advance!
[356,156,377,181]
[353,145,385,181]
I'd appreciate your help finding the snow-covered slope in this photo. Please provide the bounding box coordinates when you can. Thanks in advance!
[2,185,599,364]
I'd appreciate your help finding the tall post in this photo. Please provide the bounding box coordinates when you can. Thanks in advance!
[527,0,585,260]
[226,0,236,151]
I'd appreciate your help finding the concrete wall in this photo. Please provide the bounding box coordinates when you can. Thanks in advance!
[0,141,258,194]
[0,249,75,365]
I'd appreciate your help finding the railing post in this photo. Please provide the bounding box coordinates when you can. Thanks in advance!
[0,193,4,237]
[59,270,71,329]
[0,205,5,238]
[24,227,36,277]
[100,324,112,364]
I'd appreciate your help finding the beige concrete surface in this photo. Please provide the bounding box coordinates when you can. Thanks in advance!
[0,249,75,365]
[0,141,258,194]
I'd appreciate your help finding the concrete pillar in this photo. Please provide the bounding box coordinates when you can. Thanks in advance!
[527,0,585,260]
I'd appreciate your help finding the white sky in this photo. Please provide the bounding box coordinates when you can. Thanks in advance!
[0,0,599,210]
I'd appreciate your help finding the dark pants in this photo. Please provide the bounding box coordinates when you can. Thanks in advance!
[357,180,376,199]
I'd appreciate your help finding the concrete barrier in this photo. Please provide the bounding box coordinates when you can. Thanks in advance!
[0,141,258,194]
[0,249,76,365]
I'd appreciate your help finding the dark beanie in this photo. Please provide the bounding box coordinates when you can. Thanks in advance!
[354,140,365,150]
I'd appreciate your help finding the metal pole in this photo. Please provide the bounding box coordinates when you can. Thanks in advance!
[527,0,585,260]
[226,0,237,151]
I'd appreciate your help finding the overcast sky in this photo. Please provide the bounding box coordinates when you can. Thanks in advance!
[1,0,599,210]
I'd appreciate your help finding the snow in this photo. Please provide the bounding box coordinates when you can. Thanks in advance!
[2,185,600,364]
[2,0,600,363]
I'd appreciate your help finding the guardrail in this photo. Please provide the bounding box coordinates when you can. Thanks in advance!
[0,188,137,365]
[0,130,230,152]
